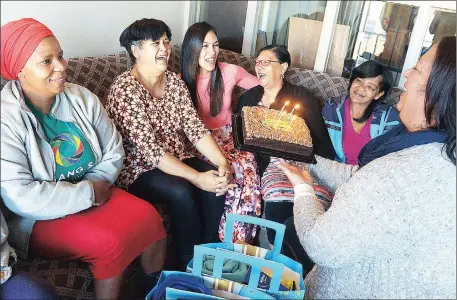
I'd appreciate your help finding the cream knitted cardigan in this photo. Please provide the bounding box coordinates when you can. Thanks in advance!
[293,143,456,299]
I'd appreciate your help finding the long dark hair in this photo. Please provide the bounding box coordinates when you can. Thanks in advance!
[181,22,224,116]
[425,36,456,164]
[119,18,172,65]
[349,61,393,123]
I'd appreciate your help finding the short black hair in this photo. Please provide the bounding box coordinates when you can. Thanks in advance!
[349,60,393,123]
[349,61,392,100]
[258,44,291,67]
[119,18,172,64]
[425,36,456,164]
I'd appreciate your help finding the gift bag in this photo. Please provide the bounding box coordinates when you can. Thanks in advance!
[191,246,278,299]
[147,248,275,300]
[187,214,305,300]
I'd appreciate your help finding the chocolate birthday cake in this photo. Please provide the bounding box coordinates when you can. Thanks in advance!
[241,106,313,156]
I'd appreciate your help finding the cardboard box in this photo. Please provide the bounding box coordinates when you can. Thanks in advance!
[287,17,350,76]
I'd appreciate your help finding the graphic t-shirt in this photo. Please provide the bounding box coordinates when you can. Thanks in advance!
[26,100,96,182]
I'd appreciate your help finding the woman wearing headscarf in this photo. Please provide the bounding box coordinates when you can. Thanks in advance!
[1,18,167,299]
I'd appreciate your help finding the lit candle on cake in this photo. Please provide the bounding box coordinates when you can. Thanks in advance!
[286,104,299,121]
[275,108,287,127]
[276,100,289,120]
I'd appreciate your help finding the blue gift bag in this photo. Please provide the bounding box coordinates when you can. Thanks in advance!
[187,214,306,300]
[147,247,275,300]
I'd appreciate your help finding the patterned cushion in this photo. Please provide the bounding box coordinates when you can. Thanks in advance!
[15,258,95,300]
[65,52,132,106]
[0,44,400,299]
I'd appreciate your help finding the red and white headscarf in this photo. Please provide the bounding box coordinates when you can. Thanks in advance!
[1,18,54,80]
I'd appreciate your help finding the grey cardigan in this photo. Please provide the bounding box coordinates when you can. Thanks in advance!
[1,81,124,258]
[294,144,456,299]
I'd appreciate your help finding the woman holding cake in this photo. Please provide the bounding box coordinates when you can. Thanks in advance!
[278,36,456,298]
[237,44,336,176]
[181,22,261,244]
[236,44,336,252]
[1,18,167,299]
[105,18,235,270]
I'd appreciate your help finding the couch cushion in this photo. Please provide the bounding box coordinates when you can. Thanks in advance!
[16,257,95,299]
[65,52,132,106]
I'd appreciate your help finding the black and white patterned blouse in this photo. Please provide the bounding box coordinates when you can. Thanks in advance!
[105,70,210,189]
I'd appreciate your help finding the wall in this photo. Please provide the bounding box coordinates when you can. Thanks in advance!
[1,1,187,58]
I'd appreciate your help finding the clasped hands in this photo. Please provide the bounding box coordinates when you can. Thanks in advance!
[193,163,237,196]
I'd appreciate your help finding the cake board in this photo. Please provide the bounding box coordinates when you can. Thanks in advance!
[232,114,317,164]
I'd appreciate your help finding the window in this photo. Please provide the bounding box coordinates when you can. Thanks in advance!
[334,1,419,86]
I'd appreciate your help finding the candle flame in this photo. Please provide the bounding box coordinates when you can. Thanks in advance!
[285,101,289,105]
[295,104,300,108]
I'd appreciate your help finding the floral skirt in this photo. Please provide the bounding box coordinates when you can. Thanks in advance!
[195,124,261,243]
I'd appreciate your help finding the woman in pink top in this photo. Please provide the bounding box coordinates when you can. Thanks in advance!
[181,22,260,243]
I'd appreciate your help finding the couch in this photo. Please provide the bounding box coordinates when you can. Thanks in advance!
[0,45,401,300]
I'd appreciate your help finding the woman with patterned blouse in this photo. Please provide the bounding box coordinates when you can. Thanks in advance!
[105,18,235,270]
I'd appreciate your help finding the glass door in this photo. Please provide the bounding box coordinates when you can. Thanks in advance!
[255,1,328,69]
[195,0,249,54]
[322,1,455,87]
[421,8,456,52]
[341,1,419,86]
